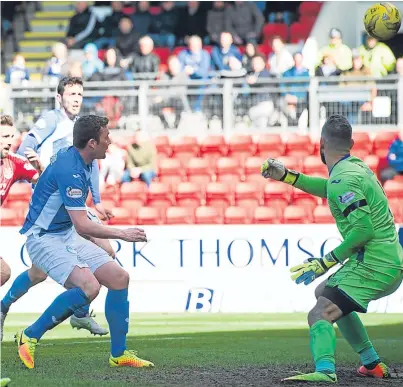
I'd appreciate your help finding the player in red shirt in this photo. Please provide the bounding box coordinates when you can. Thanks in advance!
[1,115,42,287]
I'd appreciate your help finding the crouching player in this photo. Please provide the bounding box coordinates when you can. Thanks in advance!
[261,114,403,383]
[16,115,153,369]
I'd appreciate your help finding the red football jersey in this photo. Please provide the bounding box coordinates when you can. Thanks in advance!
[0,152,38,206]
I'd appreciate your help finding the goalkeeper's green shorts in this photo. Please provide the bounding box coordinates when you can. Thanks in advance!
[325,260,403,312]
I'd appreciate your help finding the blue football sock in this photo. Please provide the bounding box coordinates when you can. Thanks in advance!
[105,288,129,357]
[73,303,90,318]
[360,346,380,367]
[1,270,32,313]
[25,288,89,341]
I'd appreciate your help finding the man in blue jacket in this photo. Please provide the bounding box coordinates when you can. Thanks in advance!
[381,129,403,183]
[211,31,242,71]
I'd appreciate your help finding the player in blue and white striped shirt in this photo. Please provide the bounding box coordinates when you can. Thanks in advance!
[16,115,153,370]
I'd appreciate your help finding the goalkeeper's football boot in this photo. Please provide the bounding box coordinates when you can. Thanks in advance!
[70,310,108,336]
[109,350,154,368]
[357,362,391,378]
[15,330,38,369]
[0,378,11,387]
[282,371,337,383]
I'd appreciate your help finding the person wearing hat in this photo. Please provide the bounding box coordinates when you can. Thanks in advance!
[317,28,352,72]
[358,35,396,77]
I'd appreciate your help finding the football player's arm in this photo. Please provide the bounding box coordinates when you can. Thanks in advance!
[327,177,374,263]
[17,133,39,156]
[261,158,328,198]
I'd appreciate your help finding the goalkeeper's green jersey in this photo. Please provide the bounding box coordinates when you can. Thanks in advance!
[327,155,403,270]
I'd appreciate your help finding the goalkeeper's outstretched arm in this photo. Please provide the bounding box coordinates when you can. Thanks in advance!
[261,158,328,198]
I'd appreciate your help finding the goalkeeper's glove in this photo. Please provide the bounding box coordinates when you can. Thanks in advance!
[290,253,339,285]
[261,158,300,185]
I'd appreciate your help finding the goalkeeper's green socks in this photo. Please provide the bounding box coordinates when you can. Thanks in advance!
[310,320,336,374]
[336,312,380,368]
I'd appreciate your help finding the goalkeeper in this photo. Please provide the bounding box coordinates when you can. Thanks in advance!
[261,114,403,384]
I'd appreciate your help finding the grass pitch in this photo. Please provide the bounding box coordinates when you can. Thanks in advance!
[1,313,403,386]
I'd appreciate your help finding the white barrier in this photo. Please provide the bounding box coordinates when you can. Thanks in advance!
[0,225,402,313]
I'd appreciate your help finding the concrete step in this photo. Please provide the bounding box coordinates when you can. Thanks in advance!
[24,31,66,40]
[20,41,58,53]
[31,20,68,33]
[7,61,44,71]
[19,52,52,60]
[41,1,75,12]
[35,11,75,19]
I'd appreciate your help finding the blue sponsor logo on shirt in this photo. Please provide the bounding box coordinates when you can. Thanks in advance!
[338,191,355,204]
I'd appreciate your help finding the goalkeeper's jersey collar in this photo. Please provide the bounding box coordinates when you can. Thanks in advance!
[329,154,351,176]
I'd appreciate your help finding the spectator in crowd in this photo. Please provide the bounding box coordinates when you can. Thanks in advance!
[340,50,377,124]
[1,1,20,52]
[206,1,227,45]
[242,42,259,73]
[247,53,274,129]
[99,142,127,188]
[149,1,180,50]
[381,129,403,183]
[358,36,396,77]
[318,28,352,72]
[122,130,157,187]
[94,1,124,49]
[266,1,300,25]
[225,1,264,45]
[90,48,128,81]
[129,35,160,78]
[67,61,84,78]
[178,35,211,80]
[268,36,294,77]
[5,54,29,85]
[211,32,242,71]
[42,42,69,84]
[82,43,104,79]
[132,1,152,36]
[280,51,310,126]
[66,1,99,49]
[116,17,141,59]
[315,53,341,77]
[179,1,207,43]
[156,55,191,129]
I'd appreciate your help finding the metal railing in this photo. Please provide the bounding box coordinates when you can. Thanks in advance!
[3,75,402,135]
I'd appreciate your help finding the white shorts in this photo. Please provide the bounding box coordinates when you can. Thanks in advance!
[26,227,112,286]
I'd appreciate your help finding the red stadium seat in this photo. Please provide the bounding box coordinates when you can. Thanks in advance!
[234,182,262,212]
[195,206,223,224]
[257,44,272,58]
[262,23,288,43]
[285,134,314,157]
[149,6,161,15]
[224,206,249,224]
[120,199,145,211]
[277,156,301,171]
[299,2,323,16]
[228,134,256,166]
[352,132,372,158]
[313,205,334,224]
[120,181,148,202]
[165,207,194,224]
[373,132,398,158]
[289,22,313,43]
[394,175,403,183]
[292,188,319,211]
[154,135,172,158]
[0,208,22,226]
[154,47,170,65]
[256,133,285,158]
[186,157,212,189]
[4,199,29,211]
[200,135,228,166]
[108,207,134,225]
[389,201,403,223]
[172,46,187,56]
[137,207,162,225]
[147,182,174,210]
[171,136,199,165]
[100,199,116,211]
[215,157,242,190]
[100,185,118,202]
[364,155,379,173]
[175,182,202,208]
[7,183,32,201]
[244,156,266,188]
[206,182,232,211]
[253,206,281,224]
[283,205,312,224]
[263,181,292,206]
[158,158,184,187]
[303,156,328,175]
[384,180,403,200]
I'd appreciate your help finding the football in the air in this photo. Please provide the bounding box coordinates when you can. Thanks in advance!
[363,2,401,40]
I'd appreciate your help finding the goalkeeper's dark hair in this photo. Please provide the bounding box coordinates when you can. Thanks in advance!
[57,76,83,96]
[73,115,109,149]
[321,114,353,150]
